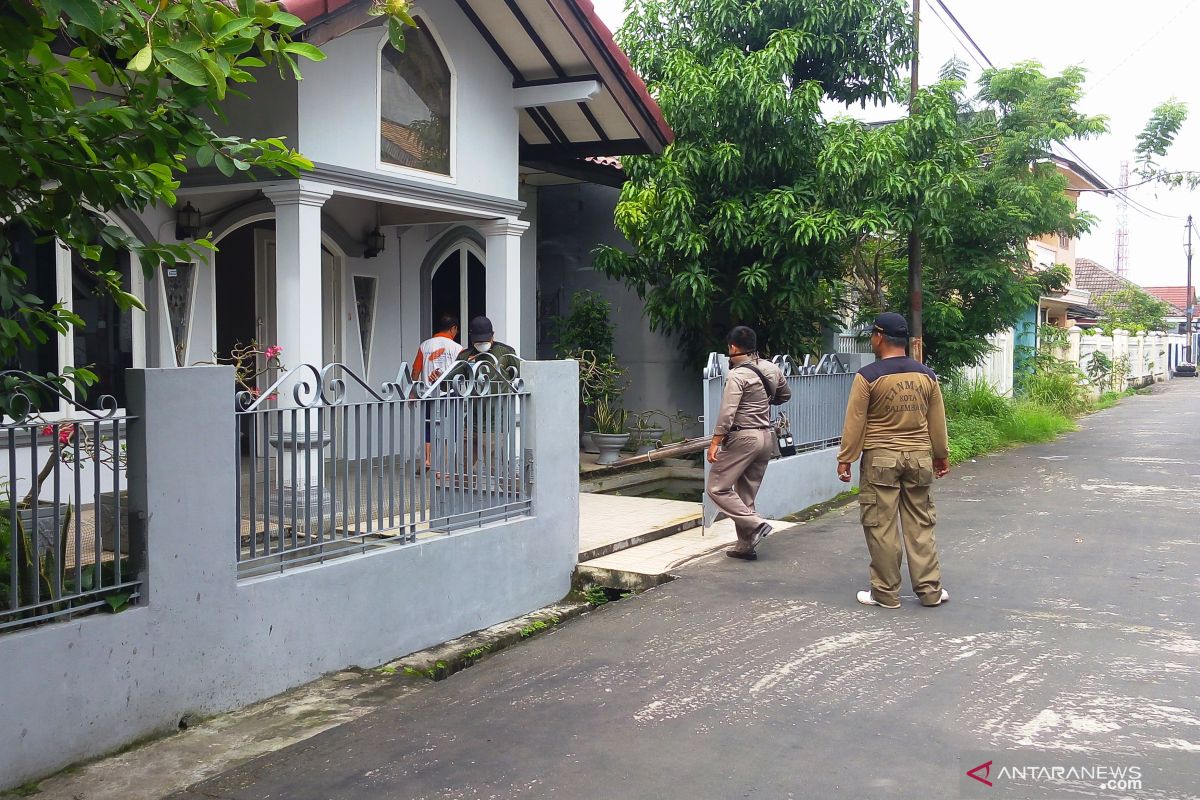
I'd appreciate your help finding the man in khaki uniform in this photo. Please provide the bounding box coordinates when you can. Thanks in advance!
[707,326,791,560]
[837,312,951,608]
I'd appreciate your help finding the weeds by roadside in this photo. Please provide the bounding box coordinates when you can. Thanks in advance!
[943,374,1133,464]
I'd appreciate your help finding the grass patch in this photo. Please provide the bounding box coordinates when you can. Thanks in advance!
[942,375,1106,464]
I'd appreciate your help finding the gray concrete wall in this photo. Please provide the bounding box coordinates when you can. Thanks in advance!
[753,446,860,521]
[0,362,578,790]
[536,182,700,424]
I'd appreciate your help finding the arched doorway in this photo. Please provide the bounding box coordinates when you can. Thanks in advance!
[429,240,485,346]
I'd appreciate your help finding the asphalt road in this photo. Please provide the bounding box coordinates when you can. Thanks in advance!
[176,381,1200,800]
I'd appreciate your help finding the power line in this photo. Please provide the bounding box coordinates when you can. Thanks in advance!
[925,1,987,73]
[1090,0,1198,91]
[929,0,993,68]
[930,0,1190,222]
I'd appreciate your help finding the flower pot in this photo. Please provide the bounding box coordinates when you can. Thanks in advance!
[99,490,131,555]
[592,432,631,465]
[18,504,72,553]
[627,426,666,456]
[580,431,600,454]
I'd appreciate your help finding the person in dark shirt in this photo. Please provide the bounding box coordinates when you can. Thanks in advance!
[836,312,950,609]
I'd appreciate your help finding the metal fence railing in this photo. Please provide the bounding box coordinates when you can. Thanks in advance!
[1,372,139,633]
[702,353,854,456]
[234,357,530,579]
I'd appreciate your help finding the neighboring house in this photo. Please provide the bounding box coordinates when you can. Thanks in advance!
[1074,260,1186,327]
[1143,285,1197,334]
[6,0,673,413]
[1014,153,1112,363]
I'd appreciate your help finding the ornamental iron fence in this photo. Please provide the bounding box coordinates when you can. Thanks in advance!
[234,356,530,578]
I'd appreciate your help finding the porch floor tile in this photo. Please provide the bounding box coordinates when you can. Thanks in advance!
[578,493,702,559]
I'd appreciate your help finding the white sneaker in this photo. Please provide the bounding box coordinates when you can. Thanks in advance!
[925,588,950,607]
[856,590,900,609]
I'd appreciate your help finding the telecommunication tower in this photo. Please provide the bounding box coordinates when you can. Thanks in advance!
[1114,160,1130,278]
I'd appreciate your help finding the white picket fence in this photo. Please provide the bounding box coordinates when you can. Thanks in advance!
[1073,328,1188,392]
[961,329,1016,396]
[958,327,1189,397]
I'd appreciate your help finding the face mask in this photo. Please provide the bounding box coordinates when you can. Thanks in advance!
[476,342,493,353]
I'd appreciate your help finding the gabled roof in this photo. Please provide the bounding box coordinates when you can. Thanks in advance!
[286,0,672,161]
[1074,259,1186,315]
[1142,286,1195,314]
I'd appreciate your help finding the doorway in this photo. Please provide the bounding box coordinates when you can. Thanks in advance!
[429,241,485,346]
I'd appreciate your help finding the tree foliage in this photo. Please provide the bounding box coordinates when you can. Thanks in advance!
[864,61,1106,373]
[1092,286,1173,335]
[597,2,1103,373]
[0,0,410,405]
[596,0,914,361]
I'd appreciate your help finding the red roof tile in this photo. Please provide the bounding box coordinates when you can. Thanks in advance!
[1142,286,1196,312]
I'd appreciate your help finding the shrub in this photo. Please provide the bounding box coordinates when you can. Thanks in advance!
[996,402,1076,443]
[1022,370,1089,416]
[946,415,1002,464]
[943,377,1014,421]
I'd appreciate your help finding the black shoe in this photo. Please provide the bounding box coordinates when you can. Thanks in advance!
[726,549,758,561]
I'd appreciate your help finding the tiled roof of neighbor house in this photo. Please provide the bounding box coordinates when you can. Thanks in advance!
[1074,259,1187,315]
[283,0,673,161]
[1142,286,1196,313]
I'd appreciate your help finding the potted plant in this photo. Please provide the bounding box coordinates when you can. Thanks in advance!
[590,396,631,465]
[627,410,668,455]
[575,349,626,454]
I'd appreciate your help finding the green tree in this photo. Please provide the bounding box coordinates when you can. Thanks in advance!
[595,0,915,361]
[1092,286,1173,335]
[862,61,1105,373]
[0,0,411,409]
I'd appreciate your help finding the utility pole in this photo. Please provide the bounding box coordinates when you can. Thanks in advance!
[1187,215,1194,363]
[908,0,924,362]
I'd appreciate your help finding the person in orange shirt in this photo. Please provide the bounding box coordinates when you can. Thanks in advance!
[413,313,463,468]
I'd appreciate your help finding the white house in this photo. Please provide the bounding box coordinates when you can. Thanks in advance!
[10,0,672,413]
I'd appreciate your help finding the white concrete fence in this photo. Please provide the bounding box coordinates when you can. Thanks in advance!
[1070,328,1188,392]
[0,362,580,790]
[960,329,1016,396]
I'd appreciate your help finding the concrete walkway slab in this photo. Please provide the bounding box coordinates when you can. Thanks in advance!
[577,493,701,561]
[581,516,791,576]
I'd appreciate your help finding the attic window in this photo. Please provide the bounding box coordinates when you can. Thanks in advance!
[379,19,452,176]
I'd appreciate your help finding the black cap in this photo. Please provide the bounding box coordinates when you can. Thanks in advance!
[726,325,757,352]
[468,316,494,343]
[873,312,909,338]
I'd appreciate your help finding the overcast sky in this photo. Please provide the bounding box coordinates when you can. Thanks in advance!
[591,0,1200,291]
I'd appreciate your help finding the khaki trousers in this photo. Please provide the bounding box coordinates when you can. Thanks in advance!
[858,448,943,606]
[706,429,774,552]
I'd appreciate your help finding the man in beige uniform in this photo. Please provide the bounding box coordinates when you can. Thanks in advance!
[837,312,951,608]
[707,326,791,560]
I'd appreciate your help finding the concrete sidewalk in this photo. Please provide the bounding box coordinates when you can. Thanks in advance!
[36,381,1200,799]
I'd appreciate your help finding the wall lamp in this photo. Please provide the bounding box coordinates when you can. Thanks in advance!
[175,202,202,240]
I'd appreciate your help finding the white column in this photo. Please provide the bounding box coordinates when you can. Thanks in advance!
[1068,325,1083,368]
[481,217,530,355]
[263,183,334,509]
[263,183,334,370]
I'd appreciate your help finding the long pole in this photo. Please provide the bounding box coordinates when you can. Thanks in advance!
[1187,214,1194,363]
[908,0,924,362]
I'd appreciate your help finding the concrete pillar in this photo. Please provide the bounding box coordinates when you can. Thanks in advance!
[263,183,334,370]
[481,217,530,354]
[126,366,237,605]
[1068,326,1082,368]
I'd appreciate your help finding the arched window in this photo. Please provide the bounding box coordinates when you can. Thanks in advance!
[380,19,452,176]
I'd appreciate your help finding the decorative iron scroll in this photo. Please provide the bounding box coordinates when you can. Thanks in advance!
[703,352,850,381]
[236,355,525,413]
[0,370,120,427]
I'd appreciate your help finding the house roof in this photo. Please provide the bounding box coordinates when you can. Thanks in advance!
[286,0,673,161]
[1074,259,1187,315]
[1142,285,1196,314]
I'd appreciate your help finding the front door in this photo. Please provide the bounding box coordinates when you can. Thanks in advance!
[254,230,341,371]
[429,242,485,347]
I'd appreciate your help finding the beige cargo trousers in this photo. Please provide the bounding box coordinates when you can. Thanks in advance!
[858,448,944,606]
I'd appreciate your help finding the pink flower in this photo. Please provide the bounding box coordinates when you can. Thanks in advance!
[249,387,262,398]
[40,424,75,446]
[264,345,283,360]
